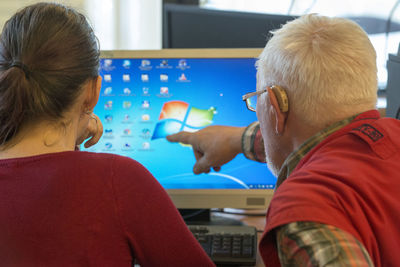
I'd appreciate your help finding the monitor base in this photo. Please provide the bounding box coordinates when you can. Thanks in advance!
[180,209,244,226]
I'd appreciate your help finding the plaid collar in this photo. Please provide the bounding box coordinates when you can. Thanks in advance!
[275,114,358,189]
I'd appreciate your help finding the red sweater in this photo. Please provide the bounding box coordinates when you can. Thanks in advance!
[0,151,215,267]
[259,110,400,266]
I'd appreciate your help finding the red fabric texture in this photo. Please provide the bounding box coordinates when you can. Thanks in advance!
[0,151,215,267]
[259,110,400,267]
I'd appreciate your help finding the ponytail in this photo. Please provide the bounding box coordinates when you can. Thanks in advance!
[0,66,31,146]
[0,3,99,147]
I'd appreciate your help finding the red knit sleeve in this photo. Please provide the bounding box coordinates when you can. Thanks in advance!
[110,156,215,267]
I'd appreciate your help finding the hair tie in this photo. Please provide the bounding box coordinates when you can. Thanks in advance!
[10,61,30,78]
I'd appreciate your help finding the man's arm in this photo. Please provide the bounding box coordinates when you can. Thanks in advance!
[166,122,266,174]
[276,221,374,266]
[166,125,245,174]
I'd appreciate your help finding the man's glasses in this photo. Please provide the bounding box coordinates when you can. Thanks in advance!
[242,88,268,112]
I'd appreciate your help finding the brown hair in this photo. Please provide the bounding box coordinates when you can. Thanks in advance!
[0,2,99,147]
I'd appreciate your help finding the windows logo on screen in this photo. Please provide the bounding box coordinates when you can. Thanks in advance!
[152,101,216,140]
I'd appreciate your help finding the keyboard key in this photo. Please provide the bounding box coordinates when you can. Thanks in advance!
[188,225,257,266]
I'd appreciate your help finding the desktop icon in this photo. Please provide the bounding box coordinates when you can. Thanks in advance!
[104,101,113,110]
[178,59,187,68]
[105,142,113,149]
[123,60,131,68]
[142,142,150,150]
[160,60,168,67]
[123,88,132,95]
[178,73,187,81]
[123,101,132,109]
[141,128,151,138]
[104,59,112,67]
[160,74,168,82]
[142,100,150,109]
[142,87,149,95]
[160,87,169,95]
[104,74,112,82]
[124,142,132,149]
[141,74,149,82]
[142,114,150,121]
[123,129,132,135]
[105,115,113,123]
[104,129,113,136]
[141,59,151,68]
[102,59,114,71]
[123,114,130,122]
[104,87,112,95]
[123,74,130,82]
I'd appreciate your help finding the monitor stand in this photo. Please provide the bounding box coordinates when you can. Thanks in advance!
[179,209,244,226]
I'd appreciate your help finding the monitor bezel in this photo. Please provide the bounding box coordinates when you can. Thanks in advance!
[100,48,263,59]
[99,48,273,210]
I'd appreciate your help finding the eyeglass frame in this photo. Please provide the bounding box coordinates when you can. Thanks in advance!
[242,88,268,112]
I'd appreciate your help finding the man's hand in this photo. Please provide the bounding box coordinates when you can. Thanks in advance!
[166,125,245,174]
[76,113,103,149]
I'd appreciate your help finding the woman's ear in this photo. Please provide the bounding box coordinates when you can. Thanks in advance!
[84,76,102,111]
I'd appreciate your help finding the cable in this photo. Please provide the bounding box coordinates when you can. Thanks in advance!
[211,208,266,217]
[181,209,209,220]
[287,0,296,15]
[384,0,400,64]
[303,0,317,14]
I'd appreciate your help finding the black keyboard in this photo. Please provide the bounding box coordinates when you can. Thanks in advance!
[189,225,257,266]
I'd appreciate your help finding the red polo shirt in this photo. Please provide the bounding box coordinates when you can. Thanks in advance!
[260,110,400,267]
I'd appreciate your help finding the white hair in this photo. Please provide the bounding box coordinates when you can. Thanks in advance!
[256,14,378,127]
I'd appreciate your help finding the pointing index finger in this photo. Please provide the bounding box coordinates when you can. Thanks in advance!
[166,131,193,145]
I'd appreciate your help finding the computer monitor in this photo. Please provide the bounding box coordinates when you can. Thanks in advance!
[82,49,276,210]
[162,4,297,49]
[386,43,400,118]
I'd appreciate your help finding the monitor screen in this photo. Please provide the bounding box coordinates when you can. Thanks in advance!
[83,49,276,209]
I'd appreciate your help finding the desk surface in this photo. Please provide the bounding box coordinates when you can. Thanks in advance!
[212,209,267,267]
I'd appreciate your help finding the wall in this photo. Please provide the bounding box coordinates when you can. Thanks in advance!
[0,0,162,50]
[0,0,85,29]
[86,0,162,50]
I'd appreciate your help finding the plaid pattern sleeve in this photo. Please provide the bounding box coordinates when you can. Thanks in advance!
[241,121,266,162]
[276,222,374,266]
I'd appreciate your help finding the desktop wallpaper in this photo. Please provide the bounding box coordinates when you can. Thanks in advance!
[83,57,277,189]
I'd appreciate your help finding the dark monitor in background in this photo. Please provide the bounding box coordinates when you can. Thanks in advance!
[386,43,400,118]
[162,4,297,48]
[162,4,400,92]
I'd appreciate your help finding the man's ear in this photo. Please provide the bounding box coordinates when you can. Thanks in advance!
[267,86,288,135]
[84,76,102,111]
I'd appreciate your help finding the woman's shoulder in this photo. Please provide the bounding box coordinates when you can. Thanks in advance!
[70,152,156,189]
[77,151,146,171]
[80,152,161,194]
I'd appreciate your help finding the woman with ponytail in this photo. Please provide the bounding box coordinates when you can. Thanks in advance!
[0,3,214,266]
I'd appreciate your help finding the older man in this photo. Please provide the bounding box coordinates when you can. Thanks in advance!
[167,14,400,266]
